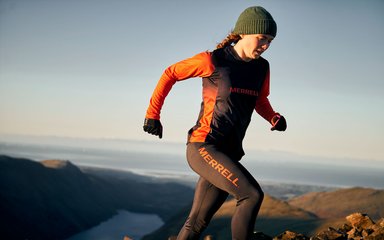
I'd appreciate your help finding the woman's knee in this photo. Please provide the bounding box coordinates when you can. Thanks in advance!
[249,185,264,203]
[237,184,264,205]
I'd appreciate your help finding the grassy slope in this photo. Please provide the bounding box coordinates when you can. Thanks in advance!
[288,187,384,220]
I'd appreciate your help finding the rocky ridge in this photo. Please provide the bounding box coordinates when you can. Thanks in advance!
[274,212,384,240]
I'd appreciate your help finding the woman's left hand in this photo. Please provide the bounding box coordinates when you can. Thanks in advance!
[271,114,287,131]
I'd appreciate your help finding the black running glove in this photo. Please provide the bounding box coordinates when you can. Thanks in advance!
[271,114,287,131]
[143,118,163,139]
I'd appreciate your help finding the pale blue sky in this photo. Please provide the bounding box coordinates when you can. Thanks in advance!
[0,0,383,163]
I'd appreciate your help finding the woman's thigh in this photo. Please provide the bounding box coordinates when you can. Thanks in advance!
[186,142,262,199]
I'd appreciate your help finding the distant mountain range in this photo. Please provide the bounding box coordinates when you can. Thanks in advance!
[0,155,194,240]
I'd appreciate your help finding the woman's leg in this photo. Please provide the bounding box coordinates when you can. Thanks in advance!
[176,177,229,240]
[181,142,264,240]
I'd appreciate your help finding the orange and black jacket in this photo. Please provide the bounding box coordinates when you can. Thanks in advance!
[146,46,277,159]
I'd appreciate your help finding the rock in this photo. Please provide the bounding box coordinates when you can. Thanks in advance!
[366,220,384,240]
[346,227,361,239]
[376,218,384,228]
[310,227,347,240]
[372,219,384,233]
[338,223,352,233]
[344,213,384,240]
[346,212,375,229]
[274,230,309,240]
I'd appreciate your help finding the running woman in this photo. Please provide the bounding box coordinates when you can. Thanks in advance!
[143,6,287,240]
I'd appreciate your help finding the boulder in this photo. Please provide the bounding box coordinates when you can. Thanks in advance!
[273,230,309,240]
[310,227,347,240]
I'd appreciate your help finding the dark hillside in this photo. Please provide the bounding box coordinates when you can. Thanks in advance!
[0,155,115,240]
[82,167,194,221]
[0,155,193,240]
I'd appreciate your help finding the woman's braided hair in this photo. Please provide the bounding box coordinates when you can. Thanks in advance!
[216,33,241,49]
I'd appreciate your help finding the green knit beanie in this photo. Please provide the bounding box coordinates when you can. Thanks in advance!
[233,6,277,37]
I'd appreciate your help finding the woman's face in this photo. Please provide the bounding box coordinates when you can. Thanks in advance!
[237,34,274,61]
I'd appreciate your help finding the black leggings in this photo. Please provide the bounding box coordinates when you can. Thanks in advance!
[177,142,264,240]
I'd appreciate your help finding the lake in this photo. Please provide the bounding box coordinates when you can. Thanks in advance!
[66,210,163,240]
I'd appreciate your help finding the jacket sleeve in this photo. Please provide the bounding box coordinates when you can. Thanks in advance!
[145,51,214,120]
[255,69,278,123]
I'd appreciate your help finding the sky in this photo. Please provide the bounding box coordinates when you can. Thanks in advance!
[0,0,383,164]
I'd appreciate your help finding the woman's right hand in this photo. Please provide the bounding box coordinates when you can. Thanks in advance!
[143,118,163,139]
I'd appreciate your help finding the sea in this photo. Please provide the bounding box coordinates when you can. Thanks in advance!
[1,135,383,239]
